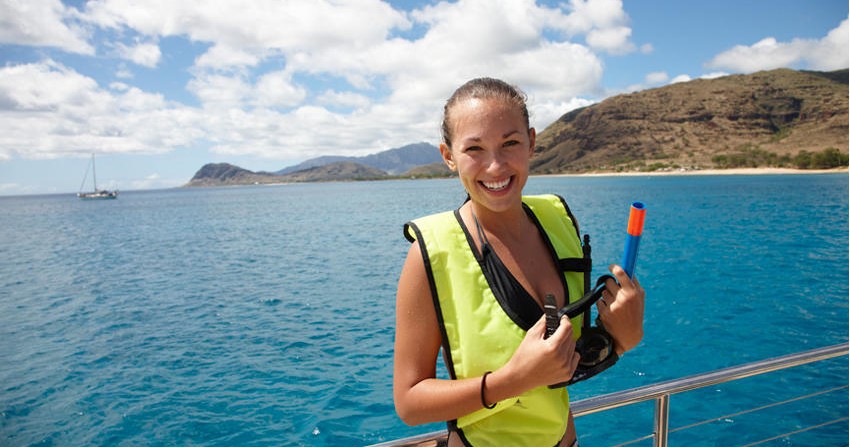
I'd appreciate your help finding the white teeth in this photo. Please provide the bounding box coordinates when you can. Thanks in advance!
[482,178,510,191]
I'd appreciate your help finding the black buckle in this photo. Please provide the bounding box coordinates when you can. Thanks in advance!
[548,275,619,387]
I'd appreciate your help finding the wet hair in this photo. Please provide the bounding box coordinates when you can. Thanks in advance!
[440,77,530,148]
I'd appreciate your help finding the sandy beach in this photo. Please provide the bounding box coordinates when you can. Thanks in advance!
[542,167,849,178]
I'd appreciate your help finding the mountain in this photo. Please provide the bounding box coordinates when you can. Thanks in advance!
[276,142,440,175]
[280,161,387,182]
[532,68,848,173]
[187,69,847,186]
[274,155,351,175]
[187,142,443,186]
[185,161,388,186]
[185,163,283,186]
[403,162,454,178]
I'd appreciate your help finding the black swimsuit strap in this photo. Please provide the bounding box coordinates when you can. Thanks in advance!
[471,211,489,251]
[469,210,541,329]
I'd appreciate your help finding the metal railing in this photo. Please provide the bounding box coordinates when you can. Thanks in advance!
[368,343,848,447]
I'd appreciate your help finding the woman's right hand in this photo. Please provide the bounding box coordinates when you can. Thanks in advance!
[501,314,580,391]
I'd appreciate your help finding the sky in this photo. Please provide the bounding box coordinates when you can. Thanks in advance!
[0,0,847,196]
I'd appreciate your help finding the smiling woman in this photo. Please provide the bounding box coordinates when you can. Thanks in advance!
[392,78,645,447]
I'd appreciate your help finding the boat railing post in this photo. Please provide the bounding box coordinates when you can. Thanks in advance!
[654,394,670,447]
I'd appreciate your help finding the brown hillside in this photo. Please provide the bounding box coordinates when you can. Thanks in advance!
[532,69,849,173]
[186,163,283,186]
[282,161,387,181]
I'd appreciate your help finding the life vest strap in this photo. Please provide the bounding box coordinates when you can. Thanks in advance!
[559,257,591,273]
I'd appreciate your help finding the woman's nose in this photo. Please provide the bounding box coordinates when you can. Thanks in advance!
[486,150,506,171]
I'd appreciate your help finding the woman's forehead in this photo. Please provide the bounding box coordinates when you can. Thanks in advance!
[450,98,526,132]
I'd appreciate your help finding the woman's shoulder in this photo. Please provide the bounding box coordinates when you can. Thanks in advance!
[404,208,461,243]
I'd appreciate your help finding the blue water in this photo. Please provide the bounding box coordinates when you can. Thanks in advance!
[0,174,847,446]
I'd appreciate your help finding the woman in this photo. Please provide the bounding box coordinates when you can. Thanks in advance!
[393,78,645,447]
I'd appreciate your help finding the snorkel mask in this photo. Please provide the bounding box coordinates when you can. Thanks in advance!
[545,201,645,386]
[545,274,620,387]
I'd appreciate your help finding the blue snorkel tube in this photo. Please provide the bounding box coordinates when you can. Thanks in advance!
[621,202,646,278]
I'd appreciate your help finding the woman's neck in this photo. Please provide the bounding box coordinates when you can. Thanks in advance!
[464,201,528,241]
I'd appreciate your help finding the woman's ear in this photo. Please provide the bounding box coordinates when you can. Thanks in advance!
[528,127,536,156]
[440,143,457,171]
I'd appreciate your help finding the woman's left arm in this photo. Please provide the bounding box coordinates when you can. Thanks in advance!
[597,264,645,355]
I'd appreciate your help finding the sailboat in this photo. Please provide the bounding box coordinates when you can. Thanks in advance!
[77,154,118,200]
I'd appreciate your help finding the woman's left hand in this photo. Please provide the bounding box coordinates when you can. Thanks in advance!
[597,264,645,355]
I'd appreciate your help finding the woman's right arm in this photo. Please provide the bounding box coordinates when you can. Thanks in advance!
[393,244,581,425]
[393,243,487,425]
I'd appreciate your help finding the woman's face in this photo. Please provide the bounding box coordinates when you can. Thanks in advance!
[441,97,535,215]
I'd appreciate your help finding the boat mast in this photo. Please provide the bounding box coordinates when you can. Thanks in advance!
[78,158,90,194]
[91,154,98,191]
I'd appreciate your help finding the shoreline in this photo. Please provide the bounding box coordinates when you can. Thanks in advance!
[538,167,848,178]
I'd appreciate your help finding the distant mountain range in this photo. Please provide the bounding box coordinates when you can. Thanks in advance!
[187,68,848,186]
[186,142,448,186]
[275,142,442,175]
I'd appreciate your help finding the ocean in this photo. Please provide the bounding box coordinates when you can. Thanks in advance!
[0,173,847,446]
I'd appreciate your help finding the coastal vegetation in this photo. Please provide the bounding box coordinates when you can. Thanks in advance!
[187,68,848,186]
[711,146,848,170]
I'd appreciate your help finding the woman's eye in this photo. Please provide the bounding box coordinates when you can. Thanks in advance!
[464,146,482,152]
[503,140,519,148]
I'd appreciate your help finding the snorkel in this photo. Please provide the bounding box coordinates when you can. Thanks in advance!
[621,202,646,278]
[547,201,647,387]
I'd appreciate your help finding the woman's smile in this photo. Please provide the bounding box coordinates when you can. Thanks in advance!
[481,176,513,192]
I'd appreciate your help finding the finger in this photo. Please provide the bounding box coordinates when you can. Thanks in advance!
[528,313,547,338]
[596,289,612,313]
[603,274,621,299]
[609,264,634,290]
[632,276,644,294]
[558,314,573,333]
[548,315,574,343]
[569,351,581,376]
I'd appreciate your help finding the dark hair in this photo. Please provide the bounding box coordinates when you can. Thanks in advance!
[441,77,530,148]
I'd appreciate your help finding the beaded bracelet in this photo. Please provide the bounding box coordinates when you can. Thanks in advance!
[480,371,496,409]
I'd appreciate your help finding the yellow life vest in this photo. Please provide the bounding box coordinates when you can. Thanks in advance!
[404,194,589,446]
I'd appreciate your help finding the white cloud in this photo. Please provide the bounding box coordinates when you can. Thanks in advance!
[548,0,627,33]
[707,19,849,72]
[252,71,307,109]
[0,60,100,112]
[670,74,691,84]
[0,60,204,160]
[543,0,636,54]
[0,0,93,54]
[83,0,410,66]
[533,97,596,130]
[109,81,130,91]
[163,0,609,158]
[807,19,850,70]
[317,90,372,110]
[699,72,728,80]
[624,70,727,93]
[586,25,634,54]
[0,0,629,163]
[116,42,161,67]
[115,66,134,79]
[195,44,262,69]
[645,71,669,85]
[187,72,252,109]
